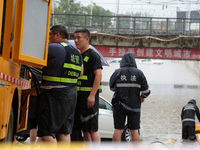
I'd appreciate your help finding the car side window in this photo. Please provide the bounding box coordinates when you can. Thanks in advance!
[99,98,107,109]
[105,102,112,111]
[99,97,112,111]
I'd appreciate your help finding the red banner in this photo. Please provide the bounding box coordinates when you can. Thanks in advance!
[94,46,200,60]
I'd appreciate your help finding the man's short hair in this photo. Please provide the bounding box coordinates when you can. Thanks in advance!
[74,28,91,40]
[50,25,68,39]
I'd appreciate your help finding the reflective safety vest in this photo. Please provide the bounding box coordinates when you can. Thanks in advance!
[42,42,82,86]
[77,50,102,92]
[77,75,102,92]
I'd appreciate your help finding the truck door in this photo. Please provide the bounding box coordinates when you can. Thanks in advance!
[12,0,51,68]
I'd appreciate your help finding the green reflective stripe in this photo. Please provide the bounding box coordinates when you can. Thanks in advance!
[60,42,68,47]
[63,63,81,71]
[43,75,77,83]
[78,75,88,80]
[77,85,102,91]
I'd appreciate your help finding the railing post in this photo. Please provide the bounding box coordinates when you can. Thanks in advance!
[68,14,71,32]
[101,16,103,33]
[183,18,185,35]
[85,15,87,27]
[199,19,200,35]
[150,18,152,35]
[52,14,54,26]
[133,17,136,34]
[117,16,120,34]
[166,18,169,35]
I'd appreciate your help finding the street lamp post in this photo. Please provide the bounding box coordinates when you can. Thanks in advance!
[52,0,56,25]
[90,0,93,26]
[117,0,119,16]
[186,0,191,31]
[116,0,120,33]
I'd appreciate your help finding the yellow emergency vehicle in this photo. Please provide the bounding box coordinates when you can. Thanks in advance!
[0,0,51,141]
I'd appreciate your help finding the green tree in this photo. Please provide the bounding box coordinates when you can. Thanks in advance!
[82,3,112,16]
[82,4,113,27]
[54,0,83,14]
[52,0,113,28]
[52,0,84,26]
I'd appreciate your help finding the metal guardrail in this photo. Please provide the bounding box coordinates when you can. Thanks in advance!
[51,14,200,36]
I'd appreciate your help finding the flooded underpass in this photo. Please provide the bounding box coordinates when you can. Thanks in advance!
[100,58,200,145]
[8,58,200,150]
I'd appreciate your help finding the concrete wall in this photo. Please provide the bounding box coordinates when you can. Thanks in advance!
[69,32,200,50]
[186,61,200,78]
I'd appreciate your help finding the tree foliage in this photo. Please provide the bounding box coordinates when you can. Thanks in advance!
[54,0,84,14]
[54,0,112,16]
[52,0,113,27]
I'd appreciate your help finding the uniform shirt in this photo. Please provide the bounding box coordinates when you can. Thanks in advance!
[181,99,200,126]
[42,42,83,87]
[109,52,150,109]
[77,48,102,97]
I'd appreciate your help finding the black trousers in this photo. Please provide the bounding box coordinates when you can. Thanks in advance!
[182,126,196,141]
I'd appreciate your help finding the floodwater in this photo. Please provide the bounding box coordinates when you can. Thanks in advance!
[100,58,200,144]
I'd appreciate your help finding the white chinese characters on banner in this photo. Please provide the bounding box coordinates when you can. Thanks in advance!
[108,47,193,59]
[94,45,200,60]
[109,47,117,56]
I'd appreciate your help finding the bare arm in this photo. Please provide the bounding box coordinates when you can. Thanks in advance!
[87,69,102,108]
[79,64,84,76]
[141,97,144,103]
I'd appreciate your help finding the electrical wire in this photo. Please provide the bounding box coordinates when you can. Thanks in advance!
[20,65,41,108]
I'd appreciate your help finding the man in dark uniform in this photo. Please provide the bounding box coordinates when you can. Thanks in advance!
[109,52,150,142]
[28,72,42,143]
[181,99,200,141]
[72,28,102,142]
[37,25,83,144]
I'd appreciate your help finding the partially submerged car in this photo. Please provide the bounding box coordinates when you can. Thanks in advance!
[139,59,163,65]
[109,58,121,64]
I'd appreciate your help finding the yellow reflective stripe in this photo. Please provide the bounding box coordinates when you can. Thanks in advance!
[77,87,92,91]
[99,85,102,89]
[60,42,68,47]
[78,75,88,80]
[61,78,77,83]
[43,75,77,83]
[77,85,102,91]
[63,63,81,71]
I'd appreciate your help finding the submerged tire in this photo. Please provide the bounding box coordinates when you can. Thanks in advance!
[15,132,28,142]
[121,126,132,142]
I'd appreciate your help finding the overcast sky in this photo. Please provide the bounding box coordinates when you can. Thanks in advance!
[75,0,200,18]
